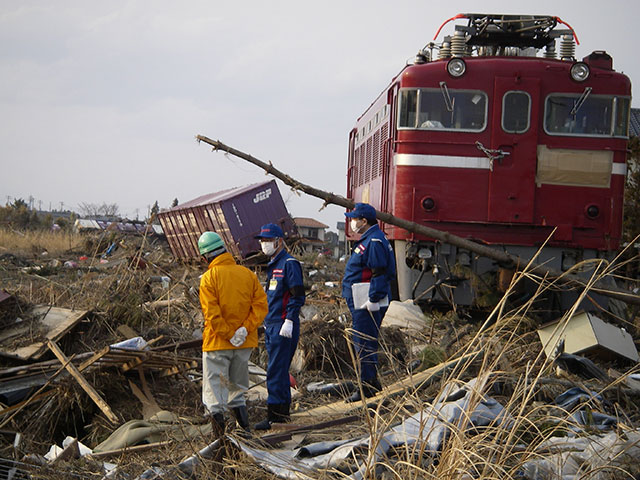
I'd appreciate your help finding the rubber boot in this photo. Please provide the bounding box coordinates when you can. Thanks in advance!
[369,377,382,392]
[346,378,381,403]
[274,403,291,423]
[254,404,278,431]
[232,406,251,434]
[211,412,226,437]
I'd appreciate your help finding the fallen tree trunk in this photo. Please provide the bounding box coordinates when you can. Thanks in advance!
[196,135,640,307]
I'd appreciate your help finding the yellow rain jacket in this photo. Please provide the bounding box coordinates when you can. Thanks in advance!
[199,252,267,351]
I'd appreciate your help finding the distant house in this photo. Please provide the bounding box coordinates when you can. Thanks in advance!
[74,218,163,235]
[293,217,329,254]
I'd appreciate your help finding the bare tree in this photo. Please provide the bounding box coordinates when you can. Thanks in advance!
[78,202,120,219]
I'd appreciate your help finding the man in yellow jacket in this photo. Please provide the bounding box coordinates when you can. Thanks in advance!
[198,231,268,435]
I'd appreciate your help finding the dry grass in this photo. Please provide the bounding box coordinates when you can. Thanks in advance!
[315,253,640,480]
[0,228,85,257]
[2,231,639,479]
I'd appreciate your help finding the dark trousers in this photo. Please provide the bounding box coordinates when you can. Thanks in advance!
[265,321,299,405]
[346,297,387,381]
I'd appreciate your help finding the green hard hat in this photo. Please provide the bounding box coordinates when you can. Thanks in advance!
[198,231,225,256]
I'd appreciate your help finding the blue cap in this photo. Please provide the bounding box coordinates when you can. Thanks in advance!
[345,203,377,221]
[255,223,284,239]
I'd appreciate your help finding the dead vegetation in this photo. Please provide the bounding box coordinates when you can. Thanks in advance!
[0,228,640,479]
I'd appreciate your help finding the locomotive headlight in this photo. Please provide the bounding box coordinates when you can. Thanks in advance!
[447,58,466,77]
[570,62,590,82]
[421,196,436,211]
[585,204,600,219]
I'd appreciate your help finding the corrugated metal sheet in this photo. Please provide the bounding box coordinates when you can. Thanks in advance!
[158,180,296,260]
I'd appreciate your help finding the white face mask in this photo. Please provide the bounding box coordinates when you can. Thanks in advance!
[350,219,364,233]
[261,240,278,256]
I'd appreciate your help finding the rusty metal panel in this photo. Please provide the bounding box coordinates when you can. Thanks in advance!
[158,215,184,259]
[167,215,189,259]
[178,212,199,257]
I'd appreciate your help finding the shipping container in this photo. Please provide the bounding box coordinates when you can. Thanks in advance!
[158,180,296,260]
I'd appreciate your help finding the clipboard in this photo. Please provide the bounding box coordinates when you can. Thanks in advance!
[351,282,389,310]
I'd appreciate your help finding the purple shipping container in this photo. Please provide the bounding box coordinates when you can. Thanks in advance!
[158,180,296,260]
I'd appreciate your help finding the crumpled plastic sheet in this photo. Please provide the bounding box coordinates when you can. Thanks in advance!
[232,376,513,479]
[519,430,640,480]
[553,387,618,434]
[554,387,603,411]
[569,410,617,432]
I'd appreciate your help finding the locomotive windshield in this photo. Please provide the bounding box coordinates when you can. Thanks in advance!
[544,93,630,137]
[398,88,487,132]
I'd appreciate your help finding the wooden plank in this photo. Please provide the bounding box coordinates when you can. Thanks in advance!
[128,378,161,419]
[121,355,148,372]
[259,414,360,445]
[158,361,198,378]
[51,438,80,465]
[47,340,119,425]
[0,354,88,378]
[1,307,88,361]
[292,350,482,418]
[116,324,139,339]
[78,346,111,372]
[88,440,172,459]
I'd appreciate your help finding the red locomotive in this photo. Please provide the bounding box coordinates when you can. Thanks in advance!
[346,14,631,312]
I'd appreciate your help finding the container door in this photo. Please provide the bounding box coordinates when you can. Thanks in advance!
[488,77,540,223]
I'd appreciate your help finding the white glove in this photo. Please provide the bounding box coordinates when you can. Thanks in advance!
[230,326,248,347]
[279,319,293,338]
[364,300,380,312]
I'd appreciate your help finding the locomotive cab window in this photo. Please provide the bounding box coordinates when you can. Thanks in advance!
[398,88,487,132]
[502,91,531,134]
[544,93,630,137]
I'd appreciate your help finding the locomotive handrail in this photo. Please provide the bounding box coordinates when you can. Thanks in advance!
[196,135,640,307]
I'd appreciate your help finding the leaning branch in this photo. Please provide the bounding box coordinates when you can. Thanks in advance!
[196,135,640,307]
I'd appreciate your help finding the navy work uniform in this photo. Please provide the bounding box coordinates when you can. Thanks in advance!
[264,248,305,405]
[254,223,305,429]
[342,203,395,400]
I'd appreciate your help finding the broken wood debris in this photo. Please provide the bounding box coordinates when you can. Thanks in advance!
[0,306,89,361]
[47,339,119,424]
[0,346,199,385]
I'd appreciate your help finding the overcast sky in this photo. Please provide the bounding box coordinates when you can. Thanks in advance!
[1,1,639,230]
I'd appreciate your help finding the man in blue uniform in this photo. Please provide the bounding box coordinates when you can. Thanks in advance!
[253,223,306,430]
[342,203,396,402]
